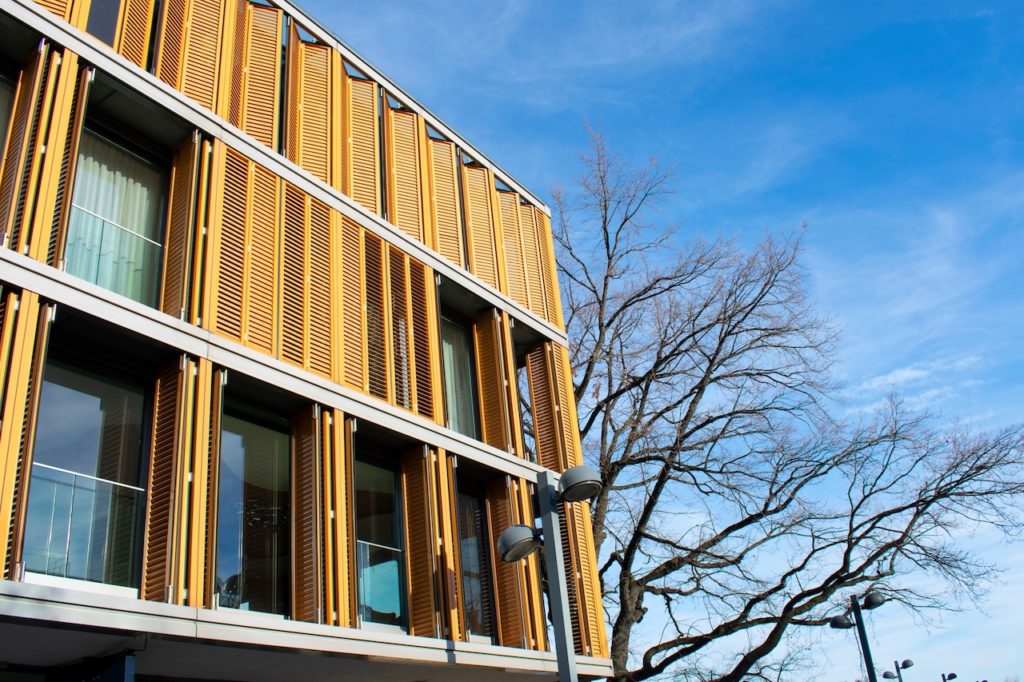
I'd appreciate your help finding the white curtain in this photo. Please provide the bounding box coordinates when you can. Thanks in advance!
[65,132,164,307]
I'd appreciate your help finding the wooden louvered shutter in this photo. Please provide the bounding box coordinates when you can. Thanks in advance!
[389,247,411,410]
[346,74,380,214]
[155,0,229,114]
[114,0,157,67]
[33,0,75,23]
[536,210,563,327]
[286,29,333,184]
[435,450,464,640]
[363,232,389,400]
[561,500,607,657]
[47,63,91,268]
[281,185,306,368]
[514,478,547,651]
[160,132,200,319]
[229,2,282,149]
[184,358,214,606]
[142,356,195,603]
[154,0,188,93]
[400,447,440,637]
[552,343,582,468]
[427,138,464,267]
[484,476,527,648]
[308,200,335,378]
[245,159,280,356]
[292,405,323,623]
[461,163,499,289]
[498,191,528,308]
[499,311,525,457]
[201,367,227,604]
[472,310,511,452]
[518,202,547,318]
[385,104,427,243]
[208,146,247,342]
[0,45,51,254]
[526,344,562,472]
[340,217,366,391]
[0,292,51,578]
[408,259,438,422]
[321,409,354,626]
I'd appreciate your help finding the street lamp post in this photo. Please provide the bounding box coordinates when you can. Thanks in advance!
[497,464,604,682]
[882,659,914,682]
[829,591,887,682]
[941,674,958,682]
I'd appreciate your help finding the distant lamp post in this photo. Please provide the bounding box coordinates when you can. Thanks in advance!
[829,591,888,682]
[882,659,914,681]
[941,674,957,682]
[497,464,603,682]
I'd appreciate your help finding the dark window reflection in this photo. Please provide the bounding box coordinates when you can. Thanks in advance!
[86,0,121,46]
[355,458,406,627]
[215,414,290,615]
[457,490,494,638]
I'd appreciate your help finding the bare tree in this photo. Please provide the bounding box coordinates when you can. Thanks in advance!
[552,130,1024,682]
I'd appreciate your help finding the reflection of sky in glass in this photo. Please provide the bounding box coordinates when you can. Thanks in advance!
[34,378,104,476]
[216,428,245,590]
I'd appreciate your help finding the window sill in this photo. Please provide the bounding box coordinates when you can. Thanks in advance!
[22,572,139,600]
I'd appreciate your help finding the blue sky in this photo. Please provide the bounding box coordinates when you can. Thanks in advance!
[303,1,1024,679]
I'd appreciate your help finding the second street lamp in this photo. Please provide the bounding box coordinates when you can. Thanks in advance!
[882,659,914,682]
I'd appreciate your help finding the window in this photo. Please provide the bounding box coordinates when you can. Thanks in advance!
[456,489,495,640]
[0,78,13,145]
[64,130,167,308]
[215,413,290,615]
[21,359,147,588]
[85,0,121,46]
[441,314,479,439]
[355,456,406,628]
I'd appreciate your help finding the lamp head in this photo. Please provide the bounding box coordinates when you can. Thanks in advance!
[558,464,603,503]
[882,673,897,680]
[829,614,854,630]
[497,524,541,562]
[862,591,886,610]
[945,674,957,681]
[900,660,914,670]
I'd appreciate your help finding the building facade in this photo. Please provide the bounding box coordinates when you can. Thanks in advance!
[0,0,611,679]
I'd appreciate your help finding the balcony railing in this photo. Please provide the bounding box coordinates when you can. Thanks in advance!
[356,539,405,627]
[22,462,144,588]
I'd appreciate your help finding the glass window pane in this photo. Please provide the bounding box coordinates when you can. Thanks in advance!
[441,317,479,439]
[22,360,146,588]
[86,0,121,46]
[355,457,406,628]
[66,131,166,307]
[216,414,290,615]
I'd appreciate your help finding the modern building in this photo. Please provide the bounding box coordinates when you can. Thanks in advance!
[0,0,611,679]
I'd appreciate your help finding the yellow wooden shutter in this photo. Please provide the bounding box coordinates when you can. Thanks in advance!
[321,409,353,626]
[201,367,227,605]
[154,0,188,92]
[234,3,283,149]
[363,232,389,400]
[561,500,607,657]
[427,138,464,268]
[536,209,563,327]
[160,132,200,320]
[246,155,281,356]
[114,0,157,68]
[185,357,214,607]
[498,190,528,308]
[340,217,366,391]
[435,450,464,640]
[525,344,562,472]
[189,139,215,327]
[33,0,75,22]
[209,147,248,342]
[46,63,91,268]
[141,356,195,603]
[552,343,582,468]
[408,259,438,423]
[400,447,440,637]
[518,201,547,318]
[499,311,525,458]
[472,309,511,452]
[484,475,527,648]
[384,103,426,243]
[155,0,230,114]
[345,73,380,215]
[514,478,547,651]
[286,30,333,184]
[281,185,306,368]
[389,246,412,410]
[0,45,53,255]
[461,163,499,289]
[0,291,51,579]
[308,199,335,378]
[292,405,323,623]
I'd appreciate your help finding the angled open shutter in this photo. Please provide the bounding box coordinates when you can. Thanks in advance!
[33,0,76,23]
[518,201,547,317]
[461,162,499,289]
[155,0,231,114]
[499,311,524,457]
[142,355,195,603]
[185,358,214,606]
[47,63,91,268]
[552,343,581,468]
[340,217,366,391]
[345,73,380,215]
[286,28,334,185]
[401,447,440,637]
[427,138,464,267]
[201,367,227,604]
[389,247,411,410]
[114,0,157,68]
[364,232,389,401]
[0,45,52,254]
[472,309,511,452]
[384,102,427,243]
[561,500,607,657]
[160,132,201,319]
[228,2,282,149]
[322,409,354,626]
[513,479,547,651]
[0,292,51,578]
[536,209,563,327]
[408,259,438,422]
[526,343,562,472]
[484,475,527,648]
[435,450,464,640]
[292,405,323,623]
[497,190,528,308]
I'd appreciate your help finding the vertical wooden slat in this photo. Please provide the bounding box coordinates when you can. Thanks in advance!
[115,0,156,68]
[186,357,214,606]
[181,0,226,111]
[346,75,380,215]
[514,479,547,652]
[292,405,322,623]
[389,247,411,410]
[141,356,194,603]
[428,138,464,268]
[364,232,388,401]
[340,217,365,391]
[320,410,337,624]
[472,310,511,452]
[202,367,226,605]
[497,191,528,308]
[461,163,499,289]
[385,104,425,243]
[160,132,201,320]
[340,416,358,626]
[0,293,50,579]
[47,65,91,268]
[400,447,440,637]
[484,475,526,648]
[436,450,464,640]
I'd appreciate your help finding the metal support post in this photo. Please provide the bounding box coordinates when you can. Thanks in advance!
[538,469,579,682]
[851,596,878,682]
